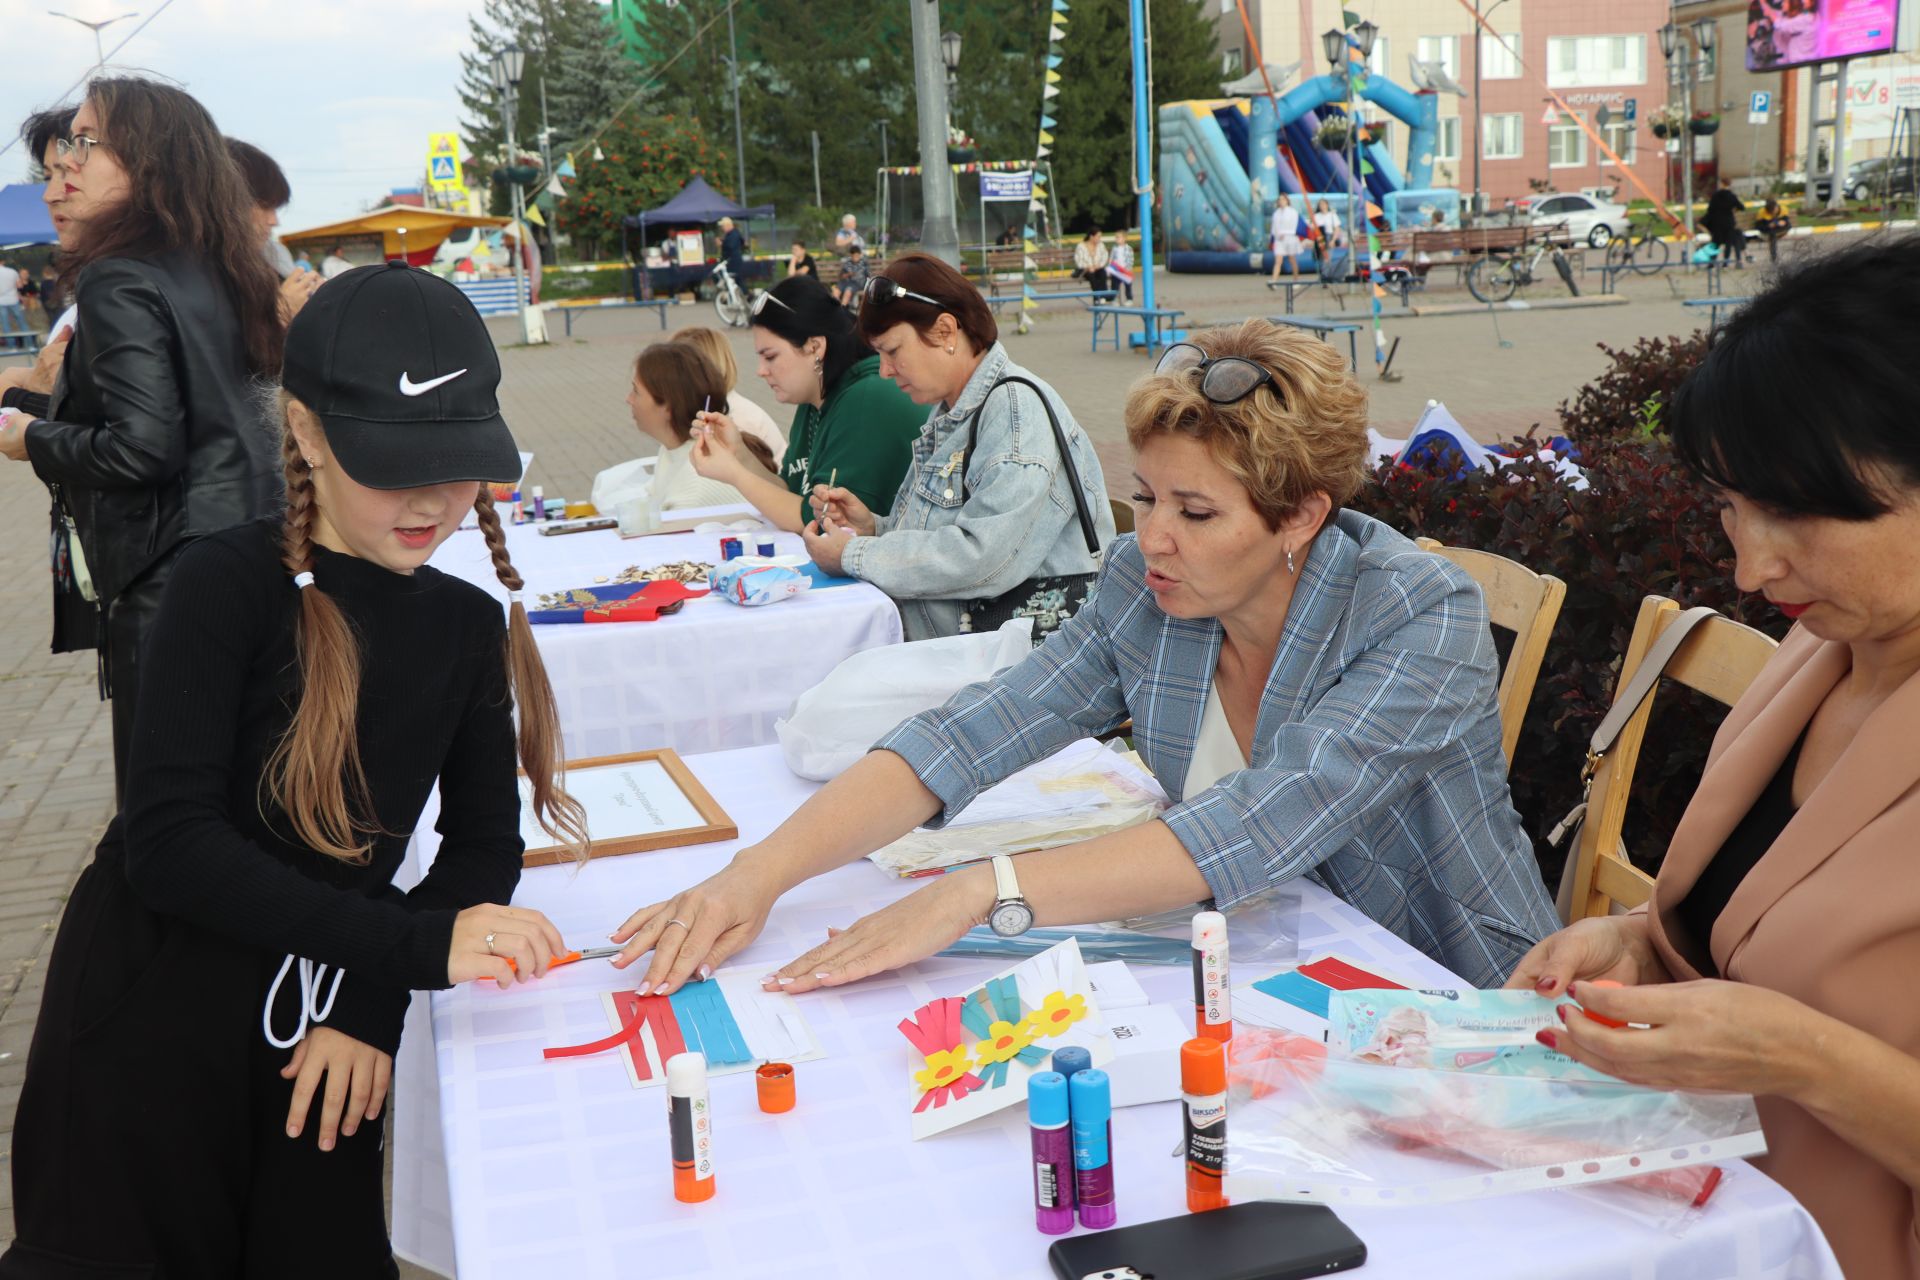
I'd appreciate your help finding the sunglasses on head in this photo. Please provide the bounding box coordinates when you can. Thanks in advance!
[1154,342,1283,407]
[861,276,944,309]
[750,290,796,318]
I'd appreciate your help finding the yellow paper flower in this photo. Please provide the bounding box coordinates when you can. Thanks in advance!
[913,1045,975,1094]
[1028,990,1089,1039]
[973,1018,1039,1065]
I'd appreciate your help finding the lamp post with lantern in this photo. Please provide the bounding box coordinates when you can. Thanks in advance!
[1322,21,1378,283]
[1658,15,1717,264]
[492,43,538,344]
[908,0,962,265]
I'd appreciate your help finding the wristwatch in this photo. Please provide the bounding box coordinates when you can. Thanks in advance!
[987,854,1035,938]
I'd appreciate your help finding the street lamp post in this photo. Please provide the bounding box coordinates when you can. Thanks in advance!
[49,9,137,74]
[726,0,748,206]
[1469,0,1515,224]
[1658,15,1717,266]
[1323,22,1378,284]
[910,0,961,265]
[494,44,534,344]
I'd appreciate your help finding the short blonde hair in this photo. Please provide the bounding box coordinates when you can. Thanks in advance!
[670,326,739,393]
[1124,319,1368,530]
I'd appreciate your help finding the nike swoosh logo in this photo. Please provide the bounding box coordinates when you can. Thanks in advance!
[398,368,468,396]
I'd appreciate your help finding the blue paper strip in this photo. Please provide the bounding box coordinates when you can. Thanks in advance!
[1251,969,1334,1019]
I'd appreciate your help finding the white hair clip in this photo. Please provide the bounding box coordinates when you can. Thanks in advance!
[293,571,316,589]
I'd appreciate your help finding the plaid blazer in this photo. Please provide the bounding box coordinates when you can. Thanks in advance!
[878,510,1559,988]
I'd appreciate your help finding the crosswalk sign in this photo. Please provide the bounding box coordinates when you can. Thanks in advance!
[425,132,465,193]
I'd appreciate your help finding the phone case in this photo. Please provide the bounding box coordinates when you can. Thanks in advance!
[1046,1201,1367,1280]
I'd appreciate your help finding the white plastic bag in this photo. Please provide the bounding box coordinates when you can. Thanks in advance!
[775,617,1034,780]
[590,456,655,516]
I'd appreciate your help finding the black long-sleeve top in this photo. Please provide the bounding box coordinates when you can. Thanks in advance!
[120,519,525,1054]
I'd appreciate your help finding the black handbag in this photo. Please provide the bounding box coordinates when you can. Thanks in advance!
[953,375,1104,645]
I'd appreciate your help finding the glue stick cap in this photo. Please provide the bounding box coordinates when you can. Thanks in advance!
[1182,1037,1226,1095]
[1192,910,1227,949]
[1029,1070,1070,1127]
[665,1051,708,1094]
[1052,1045,1092,1080]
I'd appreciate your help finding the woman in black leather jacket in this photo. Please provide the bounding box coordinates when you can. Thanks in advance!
[0,78,283,795]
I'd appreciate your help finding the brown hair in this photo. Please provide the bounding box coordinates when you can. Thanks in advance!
[1124,319,1368,530]
[634,342,729,446]
[669,326,739,393]
[854,251,997,354]
[266,396,588,863]
[63,77,283,377]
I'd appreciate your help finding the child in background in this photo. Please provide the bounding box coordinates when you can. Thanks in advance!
[837,242,870,309]
[0,263,584,1277]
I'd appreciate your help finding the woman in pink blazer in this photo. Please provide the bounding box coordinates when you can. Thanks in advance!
[1509,237,1920,1279]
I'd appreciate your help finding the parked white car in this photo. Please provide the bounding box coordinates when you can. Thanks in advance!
[1526,191,1631,247]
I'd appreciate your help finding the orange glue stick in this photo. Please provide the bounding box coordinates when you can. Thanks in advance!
[1182,1037,1229,1213]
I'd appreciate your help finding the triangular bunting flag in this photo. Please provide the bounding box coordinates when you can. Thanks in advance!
[1047,54,1062,69]
[1041,114,1057,129]
[1024,239,1039,252]
[1342,9,1360,25]
[1046,69,1061,84]
[1053,0,1069,9]
[1037,143,1052,158]
[1024,255,1037,270]
[1050,22,1067,40]
[558,156,576,178]
[546,174,567,198]
[1039,129,1054,145]
[1043,82,1059,99]
[1359,158,1374,176]
[523,203,546,227]
[1023,224,1036,237]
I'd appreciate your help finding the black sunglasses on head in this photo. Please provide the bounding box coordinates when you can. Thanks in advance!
[1154,342,1284,407]
[861,276,945,309]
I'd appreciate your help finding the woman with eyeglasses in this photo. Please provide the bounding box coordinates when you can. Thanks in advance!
[608,319,1556,1002]
[800,253,1114,642]
[687,273,921,533]
[0,79,282,795]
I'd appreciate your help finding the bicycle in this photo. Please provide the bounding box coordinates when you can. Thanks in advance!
[1466,239,1581,305]
[1602,227,1671,276]
[710,261,757,328]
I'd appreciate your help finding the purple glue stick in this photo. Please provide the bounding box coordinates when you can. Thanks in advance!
[1028,1070,1075,1234]
[1070,1068,1117,1229]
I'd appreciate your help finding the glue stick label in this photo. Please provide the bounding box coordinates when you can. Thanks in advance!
[1192,942,1230,1028]
[670,1087,714,1181]
[1184,1090,1228,1178]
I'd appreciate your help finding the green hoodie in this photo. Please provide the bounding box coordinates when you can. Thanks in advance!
[779,354,923,524]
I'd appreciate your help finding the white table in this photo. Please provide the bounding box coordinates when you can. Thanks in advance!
[430,508,901,757]
[392,746,1841,1280]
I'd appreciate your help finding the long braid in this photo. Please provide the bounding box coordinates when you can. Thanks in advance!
[474,490,589,859]
[263,402,377,863]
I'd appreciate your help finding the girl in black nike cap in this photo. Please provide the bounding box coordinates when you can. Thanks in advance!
[1,263,589,1279]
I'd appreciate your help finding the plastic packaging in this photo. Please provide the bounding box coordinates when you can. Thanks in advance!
[708,561,810,607]
[1219,1027,1764,1214]
[938,926,1194,966]
[1119,888,1302,970]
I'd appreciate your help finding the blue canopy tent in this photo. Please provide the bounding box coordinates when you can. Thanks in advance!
[620,176,776,299]
[0,184,58,247]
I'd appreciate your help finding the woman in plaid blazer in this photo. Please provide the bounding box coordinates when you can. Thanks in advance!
[613,320,1558,996]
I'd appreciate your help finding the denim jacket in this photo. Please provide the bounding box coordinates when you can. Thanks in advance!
[838,343,1116,641]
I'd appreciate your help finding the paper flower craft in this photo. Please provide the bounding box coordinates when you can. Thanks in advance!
[1027,990,1089,1039]
[974,1018,1038,1066]
[914,1046,976,1094]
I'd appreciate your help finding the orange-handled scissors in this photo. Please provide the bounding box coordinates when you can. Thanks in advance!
[498,944,624,976]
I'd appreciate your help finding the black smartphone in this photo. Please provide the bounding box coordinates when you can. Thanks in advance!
[1047,1201,1366,1280]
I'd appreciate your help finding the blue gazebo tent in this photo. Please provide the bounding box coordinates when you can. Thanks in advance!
[620,176,775,298]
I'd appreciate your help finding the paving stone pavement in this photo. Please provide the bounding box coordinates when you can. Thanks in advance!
[0,256,1756,1268]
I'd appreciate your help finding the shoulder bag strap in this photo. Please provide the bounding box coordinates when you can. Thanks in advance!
[958,375,1102,555]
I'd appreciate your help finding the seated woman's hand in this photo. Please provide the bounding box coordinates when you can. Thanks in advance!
[1502,914,1671,997]
[610,856,786,996]
[761,864,990,993]
[281,1025,392,1152]
[800,518,854,575]
[809,484,875,537]
[690,410,751,479]
[1544,978,1825,1098]
[448,903,568,988]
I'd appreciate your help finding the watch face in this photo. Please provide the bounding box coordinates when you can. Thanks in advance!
[989,900,1034,938]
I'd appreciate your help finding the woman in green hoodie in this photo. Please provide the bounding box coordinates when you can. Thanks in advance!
[690,275,921,530]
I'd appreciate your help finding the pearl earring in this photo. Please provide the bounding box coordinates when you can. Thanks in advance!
[946,344,955,354]
[1286,547,1297,574]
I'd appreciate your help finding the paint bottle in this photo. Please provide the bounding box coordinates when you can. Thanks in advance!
[665,1051,716,1203]
[1069,1068,1116,1229]
[1051,1045,1091,1081]
[509,487,524,524]
[1028,1070,1076,1234]
[757,539,777,558]
[1192,910,1232,1043]
[530,484,547,521]
[1182,1037,1229,1213]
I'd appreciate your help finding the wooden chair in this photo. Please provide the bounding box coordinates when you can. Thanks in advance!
[1562,595,1779,921]
[1109,497,1136,536]
[1415,538,1567,767]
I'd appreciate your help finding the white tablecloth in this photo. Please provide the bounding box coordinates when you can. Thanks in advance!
[391,746,1841,1280]
[430,508,901,757]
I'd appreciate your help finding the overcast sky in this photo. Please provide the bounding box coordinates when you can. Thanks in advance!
[3,0,483,234]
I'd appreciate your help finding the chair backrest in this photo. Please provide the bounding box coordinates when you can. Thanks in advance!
[1563,594,1779,921]
[1109,496,1136,536]
[1415,537,1567,766]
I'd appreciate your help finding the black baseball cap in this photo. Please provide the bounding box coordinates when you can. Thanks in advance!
[283,261,524,490]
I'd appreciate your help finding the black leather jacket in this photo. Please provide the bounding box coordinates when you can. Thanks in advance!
[26,253,280,606]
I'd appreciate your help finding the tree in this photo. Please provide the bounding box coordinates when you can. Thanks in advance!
[545,6,648,151]
[557,114,732,261]
[1048,0,1219,230]
[947,0,1053,166]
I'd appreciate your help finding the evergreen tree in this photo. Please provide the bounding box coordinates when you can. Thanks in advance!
[458,0,610,210]
[546,3,648,150]
[1048,0,1219,229]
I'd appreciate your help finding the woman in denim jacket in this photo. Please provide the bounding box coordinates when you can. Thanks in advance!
[613,320,1557,999]
[803,253,1115,642]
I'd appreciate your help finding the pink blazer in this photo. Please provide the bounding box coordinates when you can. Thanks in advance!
[1649,627,1920,1279]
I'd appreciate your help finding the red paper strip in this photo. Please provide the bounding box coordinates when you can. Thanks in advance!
[544,1002,648,1060]
[1299,957,1406,992]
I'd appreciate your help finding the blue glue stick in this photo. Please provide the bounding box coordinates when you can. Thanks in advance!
[1028,1071,1075,1234]
[1052,1045,1092,1080]
[1069,1068,1116,1229]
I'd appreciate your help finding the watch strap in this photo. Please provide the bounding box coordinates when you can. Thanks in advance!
[991,854,1021,904]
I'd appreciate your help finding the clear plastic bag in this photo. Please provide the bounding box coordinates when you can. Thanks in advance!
[937,926,1193,965]
[1219,1027,1765,1216]
[1118,888,1303,969]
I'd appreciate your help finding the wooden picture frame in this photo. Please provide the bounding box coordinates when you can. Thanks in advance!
[520,749,738,867]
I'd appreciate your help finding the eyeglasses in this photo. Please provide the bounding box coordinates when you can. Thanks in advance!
[1154,343,1283,406]
[862,276,945,309]
[750,289,795,318]
[54,134,105,168]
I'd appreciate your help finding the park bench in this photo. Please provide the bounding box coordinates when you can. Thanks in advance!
[553,297,673,337]
[1091,304,1184,353]
[1683,295,1752,336]
[1270,315,1362,372]
[1368,222,1568,301]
